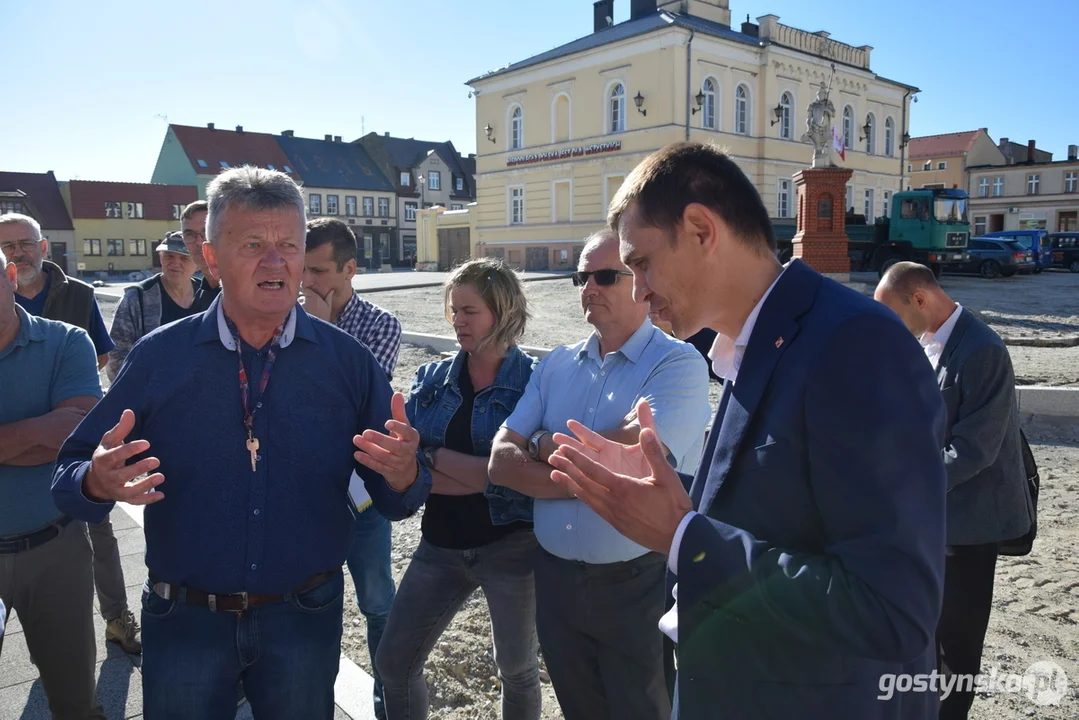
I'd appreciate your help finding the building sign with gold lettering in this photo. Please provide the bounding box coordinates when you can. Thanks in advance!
[506,141,622,167]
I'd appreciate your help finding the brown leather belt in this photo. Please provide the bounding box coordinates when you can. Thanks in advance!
[150,568,341,613]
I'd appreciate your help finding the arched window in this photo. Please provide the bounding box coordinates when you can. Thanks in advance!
[842,106,854,149]
[865,113,876,155]
[734,85,749,135]
[702,78,717,130]
[609,83,625,134]
[779,92,793,139]
[884,117,895,157]
[510,106,523,150]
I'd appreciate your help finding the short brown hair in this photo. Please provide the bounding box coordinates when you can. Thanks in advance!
[607,142,775,252]
[443,258,530,354]
[181,200,207,221]
[879,261,940,299]
[306,217,358,271]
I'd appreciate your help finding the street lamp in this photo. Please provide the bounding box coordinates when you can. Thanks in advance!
[484,124,496,144]
[633,91,647,117]
[769,102,784,126]
[691,90,705,115]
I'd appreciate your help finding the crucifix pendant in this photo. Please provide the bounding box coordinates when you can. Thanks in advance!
[246,436,260,471]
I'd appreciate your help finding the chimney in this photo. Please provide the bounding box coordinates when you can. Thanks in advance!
[281,129,294,137]
[468,153,476,159]
[1069,145,1078,162]
[384,132,390,137]
[333,135,342,143]
[324,134,333,141]
[630,0,657,20]
[1027,140,1036,163]
[207,122,215,130]
[741,13,758,37]
[593,0,614,32]
[235,125,243,133]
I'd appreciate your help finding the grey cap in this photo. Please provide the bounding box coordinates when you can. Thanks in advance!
[155,232,189,255]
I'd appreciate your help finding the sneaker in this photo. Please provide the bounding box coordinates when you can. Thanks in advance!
[105,610,142,655]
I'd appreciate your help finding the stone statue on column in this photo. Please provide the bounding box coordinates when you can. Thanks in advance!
[802,82,836,168]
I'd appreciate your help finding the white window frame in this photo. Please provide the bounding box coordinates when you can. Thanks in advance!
[346,196,357,216]
[326,195,339,215]
[508,104,524,151]
[846,184,854,214]
[508,185,525,225]
[864,188,875,222]
[362,197,374,216]
[973,216,987,236]
[455,177,464,192]
[937,161,947,170]
[884,117,895,157]
[882,190,892,218]
[171,204,183,220]
[993,177,1004,196]
[404,202,418,222]
[864,113,875,155]
[702,77,718,130]
[607,81,626,134]
[127,202,144,219]
[1027,174,1040,195]
[978,178,989,197]
[309,193,321,215]
[550,91,573,143]
[378,198,390,217]
[778,91,793,140]
[1066,171,1078,193]
[734,84,750,135]
[105,201,122,218]
[551,179,573,223]
[400,171,410,186]
[428,171,441,191]
[842,106,854,149]
[776,179,791,218]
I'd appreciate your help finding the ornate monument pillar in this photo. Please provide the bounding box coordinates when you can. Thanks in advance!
[790,167,853,281]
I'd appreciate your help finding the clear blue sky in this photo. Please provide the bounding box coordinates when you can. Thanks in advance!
[3,0,1074,182]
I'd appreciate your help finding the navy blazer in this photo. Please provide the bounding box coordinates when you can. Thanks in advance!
[674,260,947,720]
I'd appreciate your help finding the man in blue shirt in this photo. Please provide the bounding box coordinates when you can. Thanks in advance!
[489,230,712,720]
[52,166,431,719]
[0,246,106,720]
[1,212,141,655]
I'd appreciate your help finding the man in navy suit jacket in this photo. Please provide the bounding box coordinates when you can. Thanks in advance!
[548,142,948,719]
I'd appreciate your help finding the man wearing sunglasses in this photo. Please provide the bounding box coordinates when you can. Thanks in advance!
[490,229,711,720]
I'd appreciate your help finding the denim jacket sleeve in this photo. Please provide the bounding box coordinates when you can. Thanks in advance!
[483,350,539,525]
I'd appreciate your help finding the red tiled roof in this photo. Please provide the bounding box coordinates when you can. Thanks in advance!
[170,124,302,179]
[0,171,74,230]
[66,181,198,221]
[907,130,983,160]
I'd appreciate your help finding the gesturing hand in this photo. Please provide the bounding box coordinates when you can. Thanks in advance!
[548,399,692,554]
[84,409,165,505]
[354,392,421,491]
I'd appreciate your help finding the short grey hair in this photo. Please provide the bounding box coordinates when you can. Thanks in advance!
[0,213,43,242]
[578,228,620,270]
[205,166,307,244]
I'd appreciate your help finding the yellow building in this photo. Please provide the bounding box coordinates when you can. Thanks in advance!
[905,128,1005,192]
[455,0,918,269]
[59,180,197,276]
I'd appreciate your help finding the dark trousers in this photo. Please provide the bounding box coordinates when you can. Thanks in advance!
[937,542,999,720]
[534,549,670,720]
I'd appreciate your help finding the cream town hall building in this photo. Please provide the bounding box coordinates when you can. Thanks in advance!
[421,0,917,271]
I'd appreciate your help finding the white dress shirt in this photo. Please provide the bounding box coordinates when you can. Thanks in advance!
[919,303,963,370]
[659,267,786,642]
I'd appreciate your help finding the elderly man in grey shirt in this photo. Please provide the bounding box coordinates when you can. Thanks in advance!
[489,229,711,720]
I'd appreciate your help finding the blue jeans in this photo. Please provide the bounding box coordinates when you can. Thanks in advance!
[140,571,344,720]
[345,507,396,717]
[375,531,541,720]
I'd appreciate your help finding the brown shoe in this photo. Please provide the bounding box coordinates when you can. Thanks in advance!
[105,610,142,654]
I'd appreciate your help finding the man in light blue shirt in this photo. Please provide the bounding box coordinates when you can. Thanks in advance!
[490,230,711,720]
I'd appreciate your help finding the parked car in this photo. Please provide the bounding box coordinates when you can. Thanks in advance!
[946,237,1033,279]
[1049,232,1079,273]
[981,229,1052,272]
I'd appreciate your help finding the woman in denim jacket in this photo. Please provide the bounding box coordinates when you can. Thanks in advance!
[375,258,541,720]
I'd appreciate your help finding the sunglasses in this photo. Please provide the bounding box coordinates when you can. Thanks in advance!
[571,269,633,287]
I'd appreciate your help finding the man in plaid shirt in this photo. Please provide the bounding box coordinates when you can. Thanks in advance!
[301,217,402,719]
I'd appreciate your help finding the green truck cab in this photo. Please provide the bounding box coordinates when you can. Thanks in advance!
[775,187,971,277]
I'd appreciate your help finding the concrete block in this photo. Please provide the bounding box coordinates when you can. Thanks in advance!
[1017,386,1079,418]
[333,655,377,720]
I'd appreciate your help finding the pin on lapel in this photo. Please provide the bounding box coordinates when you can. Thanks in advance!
[775,337,784,349]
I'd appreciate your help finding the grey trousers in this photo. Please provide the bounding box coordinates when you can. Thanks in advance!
[88,517,128,621]
[534,549,670,720]
[0,520,106,720]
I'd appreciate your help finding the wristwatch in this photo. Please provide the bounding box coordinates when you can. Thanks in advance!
[420,446,438,470]
[528,430,550,462]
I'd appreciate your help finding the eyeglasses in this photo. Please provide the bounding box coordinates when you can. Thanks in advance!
[571,269,633,287]
[182,230,206,242]
[0,240,41,254]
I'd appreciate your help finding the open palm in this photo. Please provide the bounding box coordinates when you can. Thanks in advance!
[552,400,659,480]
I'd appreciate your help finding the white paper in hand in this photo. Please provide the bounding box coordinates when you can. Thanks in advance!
[348,470,373,512]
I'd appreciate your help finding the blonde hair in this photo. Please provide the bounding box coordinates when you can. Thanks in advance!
[443,257,530,354]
